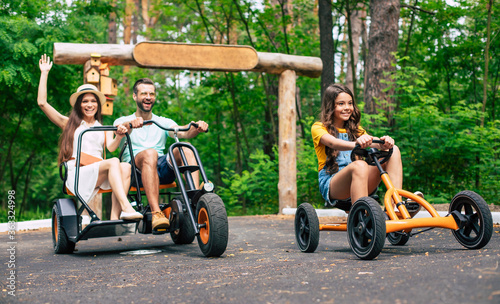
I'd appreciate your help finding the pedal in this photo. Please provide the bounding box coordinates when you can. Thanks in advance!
[152,228,168,235]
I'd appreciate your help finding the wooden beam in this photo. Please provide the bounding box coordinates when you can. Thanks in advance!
[54,43,136,66]
[278,69,297,213]
[254,52,322,78]
[53,43,322,77]
[133,42,259,71]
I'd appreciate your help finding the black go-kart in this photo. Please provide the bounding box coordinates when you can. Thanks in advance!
[53,121,228,257]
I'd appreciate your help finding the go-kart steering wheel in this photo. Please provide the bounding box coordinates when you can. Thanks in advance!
[350,139,393,166]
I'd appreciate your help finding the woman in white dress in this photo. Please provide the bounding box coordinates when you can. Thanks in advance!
[37,54,142,221]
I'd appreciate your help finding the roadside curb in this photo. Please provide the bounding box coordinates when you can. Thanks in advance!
[1,216,91,233]
[282,208,500,225]
[1,211,499,232]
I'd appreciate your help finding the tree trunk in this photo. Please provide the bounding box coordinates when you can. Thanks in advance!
[481,0,493,127]
[132,0,140,45]
[108,0,117,44]
[346,2,365,100]
[318,0,335,99]
[364,0,400,115]
[403,0,418,58]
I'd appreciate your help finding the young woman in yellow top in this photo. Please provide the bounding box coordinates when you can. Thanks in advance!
[311,84,403,208]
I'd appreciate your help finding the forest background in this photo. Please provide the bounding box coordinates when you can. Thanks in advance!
[1,0,499,222]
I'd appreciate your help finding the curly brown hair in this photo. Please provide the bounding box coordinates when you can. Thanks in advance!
[320,84,363,174]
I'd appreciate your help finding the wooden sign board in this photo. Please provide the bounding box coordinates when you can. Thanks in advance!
[133,42,259,71]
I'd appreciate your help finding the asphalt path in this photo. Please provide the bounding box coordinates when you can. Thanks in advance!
[2,215,499,304]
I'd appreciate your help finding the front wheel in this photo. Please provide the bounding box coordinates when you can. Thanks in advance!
[196,193,228,257]
[347,197,386,260]
[52,205,75,254]
[450,191,493,250]
[294,203,319,253]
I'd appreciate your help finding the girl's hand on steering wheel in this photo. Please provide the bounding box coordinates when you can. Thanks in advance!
[356,134,373,149]
[379,135,394,150]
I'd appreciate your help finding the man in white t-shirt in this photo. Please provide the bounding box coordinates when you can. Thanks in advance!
[114,78,208,231]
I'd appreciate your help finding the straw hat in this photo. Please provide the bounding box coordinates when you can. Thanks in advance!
[69,84,106,107]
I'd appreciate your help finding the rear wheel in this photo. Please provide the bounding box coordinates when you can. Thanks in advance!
[294,203,319,253]
[52,205,75,254]
[170,198,195,244]
[347,197,386,260]
[387,231,410,246]
[196,193,228,257]
[450,191,493,249]
[385,214,410,246]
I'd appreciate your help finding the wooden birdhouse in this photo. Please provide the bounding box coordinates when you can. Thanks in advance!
[90,53,101,67]
[99,63,110,76]
[85,67,100,84]
[102,96,114,116]
[100,76,118,96]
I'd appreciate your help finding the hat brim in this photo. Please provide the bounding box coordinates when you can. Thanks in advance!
[69,89,107,107]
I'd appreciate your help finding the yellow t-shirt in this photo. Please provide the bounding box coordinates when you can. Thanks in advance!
[311,122,366,171]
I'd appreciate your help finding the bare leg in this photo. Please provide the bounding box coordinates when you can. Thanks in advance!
[329,146,403,207]
[134,149,161,212]
[96,158,136,215]
[382,145,403,188]
[110,163,132,220]
[172,147,200,189]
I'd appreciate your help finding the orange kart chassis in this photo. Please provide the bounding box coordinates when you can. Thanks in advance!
[319,173,459,233]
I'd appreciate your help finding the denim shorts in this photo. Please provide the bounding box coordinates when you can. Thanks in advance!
[132,154,176,187]
[318,166,346,204]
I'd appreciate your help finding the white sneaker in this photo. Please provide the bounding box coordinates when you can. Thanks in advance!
[120,211,143,221]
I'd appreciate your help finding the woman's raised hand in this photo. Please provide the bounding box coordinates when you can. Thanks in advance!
[39,54,53,73]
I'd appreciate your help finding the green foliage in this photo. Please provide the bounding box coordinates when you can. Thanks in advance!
[1,0,499,225]
[377,54,500,204]
[219,148,279,215]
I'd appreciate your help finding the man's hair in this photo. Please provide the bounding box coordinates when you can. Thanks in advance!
[133,78,155,95]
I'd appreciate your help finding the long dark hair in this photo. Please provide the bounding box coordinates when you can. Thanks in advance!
[58,93,102,165]
[320,84,362,174]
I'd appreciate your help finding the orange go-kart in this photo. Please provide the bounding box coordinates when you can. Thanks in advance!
[295,140,493,260]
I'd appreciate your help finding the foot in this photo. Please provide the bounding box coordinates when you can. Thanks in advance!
[120,211,143,221]
[406,191,424,218]
[152,211,170,230]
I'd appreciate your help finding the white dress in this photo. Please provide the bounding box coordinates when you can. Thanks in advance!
[65,121,111,203]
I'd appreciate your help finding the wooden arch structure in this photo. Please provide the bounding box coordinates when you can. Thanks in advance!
[54,42,322,214]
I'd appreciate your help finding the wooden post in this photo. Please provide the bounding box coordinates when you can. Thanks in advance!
[278,70,297,213]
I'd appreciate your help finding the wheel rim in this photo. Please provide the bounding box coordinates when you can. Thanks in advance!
[198,208,210,244]
[53,211,58,244]
[453,201,482,244]
[350,206,374,253]
[296,209,310,248]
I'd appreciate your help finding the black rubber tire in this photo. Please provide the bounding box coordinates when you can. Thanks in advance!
[170,198,196,245]
[387,231,410,246]
[52,205,75,254]
[450,190,493,250]
[347,197,386,260]
[294,203,320,253]
[196,193,229,257]
[385,213,410,246]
